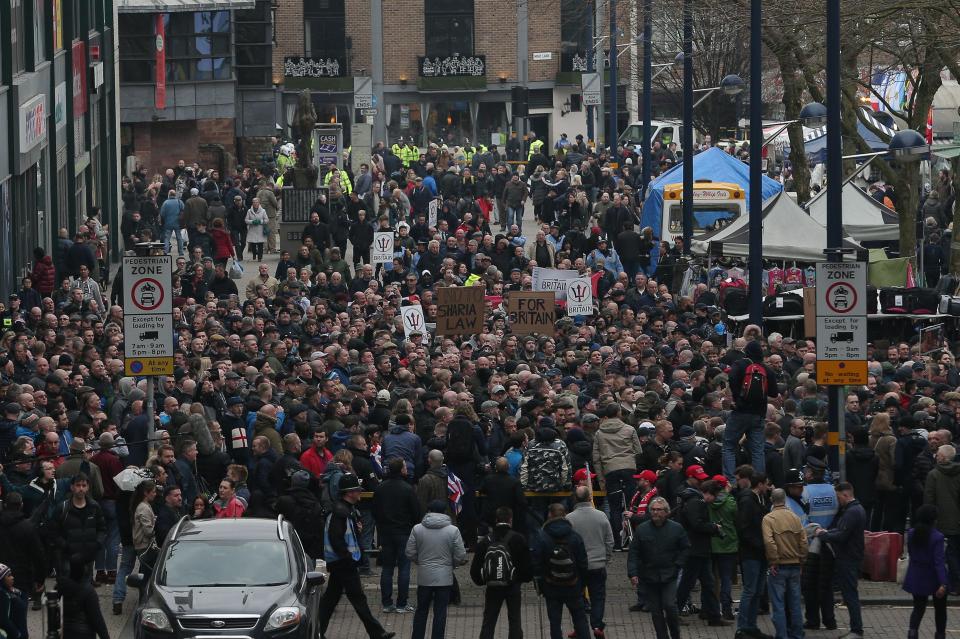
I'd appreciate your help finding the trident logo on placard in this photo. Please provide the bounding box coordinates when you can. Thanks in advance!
[569,282,588,303]
[405,312,423,331]
[377,236,391,251]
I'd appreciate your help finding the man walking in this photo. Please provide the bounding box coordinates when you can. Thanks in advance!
[592,403,642,550]
[372,458,421,613]
[724,341,777,481]
[318,473,395,639]
[628,496,689,639]
[405,500,467,639]
[566,485,614,637]
[736,473,771,639]
[763,488,807,639]
[48,473,106,579]
[471,506,531,639]
[533,503,592,639]
[814,483,867,639]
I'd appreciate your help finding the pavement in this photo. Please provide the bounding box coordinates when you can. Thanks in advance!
[24,548,948,639]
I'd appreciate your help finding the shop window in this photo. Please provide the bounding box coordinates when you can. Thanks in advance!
[119,12,232,83]
[235,0,272,86]
[30,0,44,67]
[424,0,473,58]
[118,13,154,83]
[304,0,345,61]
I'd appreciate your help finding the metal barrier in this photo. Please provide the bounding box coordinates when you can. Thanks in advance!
[279,187,328,253]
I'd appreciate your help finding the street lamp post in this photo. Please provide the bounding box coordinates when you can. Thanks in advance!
[682,0,694,253]
[748,0,763,325]
[641,0,652,201]
[681,72,744,253]
[609,0,618,152]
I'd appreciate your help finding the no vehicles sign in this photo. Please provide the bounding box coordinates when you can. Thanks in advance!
[815,262,867,385]
[123,255,174,376]
[122,257,172,315]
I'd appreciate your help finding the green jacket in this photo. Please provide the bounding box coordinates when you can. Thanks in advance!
[924,461,960,535]
[708,491,739,554]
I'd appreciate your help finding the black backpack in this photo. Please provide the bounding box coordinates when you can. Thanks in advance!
[739,359,769,407]
[480,535,516,587]
[544,536,578,586]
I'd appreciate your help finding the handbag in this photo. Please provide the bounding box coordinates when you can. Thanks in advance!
[229,260,244,279]
[137,541,160,572]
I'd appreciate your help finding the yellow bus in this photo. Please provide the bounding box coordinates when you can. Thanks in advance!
[661,180,746,239]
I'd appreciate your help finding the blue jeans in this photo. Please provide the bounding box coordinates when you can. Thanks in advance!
[604,470,637,548]
[96,499,119,573]
[379,530,412,608]
[162,227,185,255]
[723,411,765,483]
[412,585,451,639]
[835,557,863,634]
[585,568,607,630]
[737,558,767,631]
[545,587,592,639]
[768,565,804,639]
[507,206,522,228]
[357,507,375,570]
[713,553,737,615]
[112,544,137,604]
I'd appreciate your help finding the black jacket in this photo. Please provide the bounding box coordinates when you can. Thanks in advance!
[347,446,381,493]
[276,486,325,559]
[676,485,718,557]
[372,477,421,534]
[628,519,690,583]
[846,445,879,506]
[728,357,778,415]
[478,471,527,531]
[470,523,531,586]
[0,509,46,589]
[49,499,106,571]
[736,490,768,561]
[325,499,363,566]
[821,498,867,561]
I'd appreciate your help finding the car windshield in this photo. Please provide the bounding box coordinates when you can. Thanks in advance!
[157,539,291,587]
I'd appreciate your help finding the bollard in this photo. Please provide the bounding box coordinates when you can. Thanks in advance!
[44,590,61,639]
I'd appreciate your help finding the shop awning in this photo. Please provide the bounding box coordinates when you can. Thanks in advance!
[932,144,960,160]
[118,0,255,13]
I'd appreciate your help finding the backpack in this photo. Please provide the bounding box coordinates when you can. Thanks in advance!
[481,535,516,587]
[525,444,566,492]
[739,360,769,406]
[544,536,579,586]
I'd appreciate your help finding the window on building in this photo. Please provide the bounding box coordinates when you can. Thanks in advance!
[71,0,85,38]
[118,11,232,83]
[118,13,153,83]
[304,0,345,62]
[235,0,272,86]
[10,0,26,75]
[560,0,591,69]
[30,0,45,67]
[424,0,473,58]
[166,11,231,81]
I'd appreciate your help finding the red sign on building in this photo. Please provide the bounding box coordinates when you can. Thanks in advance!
[72,40,87,117]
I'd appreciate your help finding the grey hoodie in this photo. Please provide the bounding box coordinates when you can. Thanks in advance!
[405,512,467,586]
[566,501,614,570]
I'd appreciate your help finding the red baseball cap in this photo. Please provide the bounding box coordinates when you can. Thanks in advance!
[685,465,709,481]
[633,470,658,483]
[573,468,597,483]
[711,475,729,487]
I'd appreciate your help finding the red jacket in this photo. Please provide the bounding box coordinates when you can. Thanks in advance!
[211,228,234,261]
[300,446,333,478]
[31,255,56,295]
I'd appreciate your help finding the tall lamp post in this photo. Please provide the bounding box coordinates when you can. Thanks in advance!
[641,0,653,200]
[747,99,829,324]
[609,0,618,152]
[681,72,744,253]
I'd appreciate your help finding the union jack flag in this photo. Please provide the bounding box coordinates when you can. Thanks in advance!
[447,470,464,515]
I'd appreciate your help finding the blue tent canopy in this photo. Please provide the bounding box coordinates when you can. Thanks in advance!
[640,147,783,242]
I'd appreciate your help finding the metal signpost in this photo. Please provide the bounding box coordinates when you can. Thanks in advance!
[815,261,867,481]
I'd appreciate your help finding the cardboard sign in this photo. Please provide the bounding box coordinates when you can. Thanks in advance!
[436,286,485,336]
[507,291,555,335]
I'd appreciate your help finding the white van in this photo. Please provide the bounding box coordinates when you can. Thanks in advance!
[618,120,703,154]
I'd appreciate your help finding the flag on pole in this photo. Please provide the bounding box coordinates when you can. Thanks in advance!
[926,107,934,145]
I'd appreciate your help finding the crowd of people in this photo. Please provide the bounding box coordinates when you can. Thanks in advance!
[0,135,956,639]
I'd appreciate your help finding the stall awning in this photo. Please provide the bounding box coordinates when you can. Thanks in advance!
[118,0,255,13]
[932,144,960,160]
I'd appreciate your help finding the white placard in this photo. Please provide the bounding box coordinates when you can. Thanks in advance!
[401,305,428,343]
[428,198,439,228]
[532,267,582,301]
[565,277,594,316]
[372,232,395,264]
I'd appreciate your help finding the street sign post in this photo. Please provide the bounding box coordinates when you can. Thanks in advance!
[581,72,602,106]
[122,255,174,376]
[815,262,867,386]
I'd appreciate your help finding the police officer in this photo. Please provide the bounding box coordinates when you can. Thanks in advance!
[318,473,395,639]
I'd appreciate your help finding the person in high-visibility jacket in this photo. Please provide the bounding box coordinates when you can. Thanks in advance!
[324,169,353,194]
[403,143,420,167]
[392,140,406,167]
[528,136,544,160]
